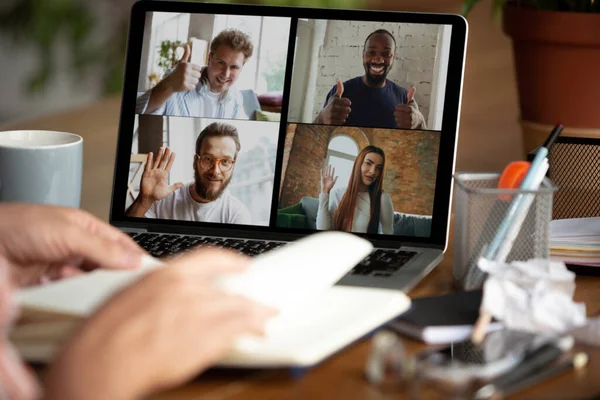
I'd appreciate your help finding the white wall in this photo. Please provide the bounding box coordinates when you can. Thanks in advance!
[428,25,452,130]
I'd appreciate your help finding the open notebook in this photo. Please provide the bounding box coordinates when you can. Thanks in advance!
[15,232,411,367]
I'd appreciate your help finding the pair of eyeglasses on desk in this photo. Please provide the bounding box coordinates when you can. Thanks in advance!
[364,330,589,399]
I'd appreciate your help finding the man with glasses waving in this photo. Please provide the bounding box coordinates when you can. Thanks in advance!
[126,122,251,224]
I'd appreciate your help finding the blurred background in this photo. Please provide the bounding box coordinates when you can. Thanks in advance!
[0,0,522,174]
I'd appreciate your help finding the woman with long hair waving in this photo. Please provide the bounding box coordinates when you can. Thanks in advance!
[316,145,394,234]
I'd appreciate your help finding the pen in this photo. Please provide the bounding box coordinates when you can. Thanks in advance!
[474,351,588,399]
[470,124,564,290]
[484,124,563,262]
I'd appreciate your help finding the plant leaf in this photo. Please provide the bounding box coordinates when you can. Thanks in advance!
[462,0,485,16]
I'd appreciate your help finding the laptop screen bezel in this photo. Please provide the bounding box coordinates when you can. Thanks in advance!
[109,0,467,250]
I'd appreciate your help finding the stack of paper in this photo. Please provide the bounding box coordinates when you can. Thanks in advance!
[550,217,600,266]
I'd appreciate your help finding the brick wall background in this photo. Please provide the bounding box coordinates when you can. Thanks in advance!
[313,21,440,125]
[279,124,440,215]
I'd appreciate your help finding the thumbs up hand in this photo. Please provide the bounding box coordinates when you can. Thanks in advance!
[316,80,352,125]
[394,86,422,129]
[406,86,416,103]
[163,44,203,93]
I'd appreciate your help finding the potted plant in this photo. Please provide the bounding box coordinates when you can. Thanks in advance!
[463,0,600,152]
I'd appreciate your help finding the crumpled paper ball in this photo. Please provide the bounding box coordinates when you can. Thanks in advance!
[478,258,587,333]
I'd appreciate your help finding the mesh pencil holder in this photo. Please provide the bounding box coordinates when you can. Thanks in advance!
[453,173,557,290]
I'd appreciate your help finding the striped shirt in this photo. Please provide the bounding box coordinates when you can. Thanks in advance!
[136,78,249,119]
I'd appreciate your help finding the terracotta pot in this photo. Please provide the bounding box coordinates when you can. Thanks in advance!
[503,5,600,151]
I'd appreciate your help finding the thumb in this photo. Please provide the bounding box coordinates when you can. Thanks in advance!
[67,227,143,270]
[407,86,416,103]
[335,80,344,98]
[171,182,184,192]
[179,44,191,63]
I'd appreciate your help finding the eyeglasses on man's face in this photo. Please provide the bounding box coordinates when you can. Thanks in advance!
[196,154,236,171]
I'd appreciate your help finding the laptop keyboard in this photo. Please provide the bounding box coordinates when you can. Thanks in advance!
[127,233,417,277]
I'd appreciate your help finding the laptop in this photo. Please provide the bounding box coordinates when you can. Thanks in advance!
[110,0,468,291]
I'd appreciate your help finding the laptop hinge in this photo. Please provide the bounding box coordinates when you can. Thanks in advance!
[119,227,148,233]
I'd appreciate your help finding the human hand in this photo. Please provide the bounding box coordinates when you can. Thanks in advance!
[163,44,203,93]
[139,147,184,203]
[316,80,351,125]
[0,204,145,287]
[394,86,420,129]
[0,259,40,400]
[320,164,338,194]
[44,249,277,400]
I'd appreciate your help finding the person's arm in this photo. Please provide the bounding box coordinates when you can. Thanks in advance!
[43,250,276,400]
[126,196,155,218]
[125,147,183,218]
[143,79,178,115]
[316,165,339,230]
[142,45,202,115]
[316,192,333,230]
[136,89,163,115]
[380,192,395,235]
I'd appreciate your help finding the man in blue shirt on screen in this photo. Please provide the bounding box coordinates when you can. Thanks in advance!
[136,29,252,119]
[314,29,427,130]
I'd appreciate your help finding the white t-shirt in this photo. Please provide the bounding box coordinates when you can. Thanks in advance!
[316,186,394,234]
[202,90,221,118]
[145,183,251,225]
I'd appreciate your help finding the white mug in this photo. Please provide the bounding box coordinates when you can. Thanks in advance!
[0,130,83,207]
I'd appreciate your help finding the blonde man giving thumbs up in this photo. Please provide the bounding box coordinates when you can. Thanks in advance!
[136,29,253,119]
[315,29,426,130]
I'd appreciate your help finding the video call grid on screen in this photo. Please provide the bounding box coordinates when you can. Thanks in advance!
[120,5,459,241]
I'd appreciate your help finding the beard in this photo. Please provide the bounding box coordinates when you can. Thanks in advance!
[363,62,391,87]
[194,170,232,201]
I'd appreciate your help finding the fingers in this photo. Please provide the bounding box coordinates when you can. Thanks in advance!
[157,147,171,170]
[394,104,412,114]
[155,147,164,169]
[166,248,251,278]
[335,80,344,98]
[144,151,154,172]
[149,147,175,171]
[170,182,184,192]
[328,97,351,124]
[323,164,335,178]
[0,341,41,400]
[165,150,177,172]
[394,104,413,127]
[68,209,146,255]
[407,86,416,103]
[179,44,191,63]
[66,226,143,270]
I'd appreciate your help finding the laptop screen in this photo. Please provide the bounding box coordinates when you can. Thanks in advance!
[115,4,465,245]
